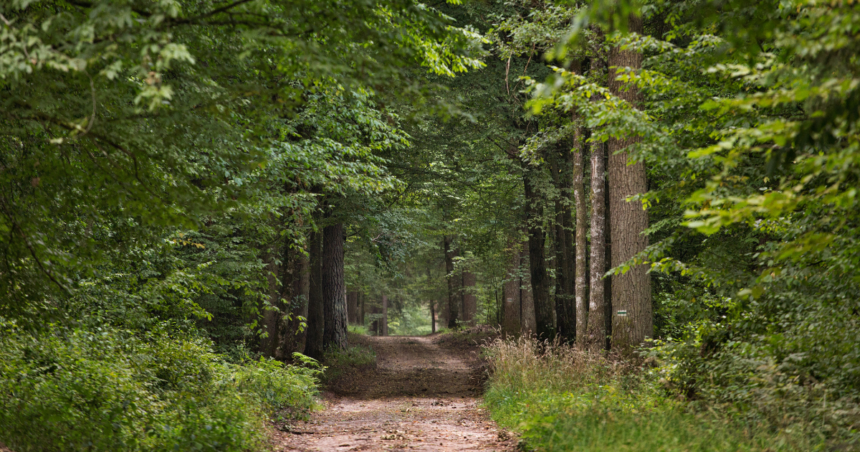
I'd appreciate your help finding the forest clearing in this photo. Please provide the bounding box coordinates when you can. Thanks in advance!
[2,0,859,451]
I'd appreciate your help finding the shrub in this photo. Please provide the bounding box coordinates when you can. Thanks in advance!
[0,318,319,452]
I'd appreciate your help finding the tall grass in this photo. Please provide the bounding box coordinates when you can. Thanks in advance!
[483,336,821,452]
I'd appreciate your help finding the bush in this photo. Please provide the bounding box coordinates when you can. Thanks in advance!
[0,318,319,452]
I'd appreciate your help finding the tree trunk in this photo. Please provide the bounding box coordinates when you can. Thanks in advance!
[359,291,365,326]
[380,294,389,336]
[522,166,553,338]
[444,236,459,328]
[552,144,576,339]
[502,243,522,336]
[347,291,359,325]
[608,13,652,351]
[520,239,537,334]
[574,127,588,346]
[260,249,281,357]
[585,25,608,353]
[430,299,436,333]
[304,228,325,359]
[280,244,309,359]
[322,222,348,350]
[462,269,477,326]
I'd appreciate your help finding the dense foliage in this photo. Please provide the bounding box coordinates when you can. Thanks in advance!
[2,0,859,449]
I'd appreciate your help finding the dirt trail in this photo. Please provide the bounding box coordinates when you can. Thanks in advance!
[273,334,516,452]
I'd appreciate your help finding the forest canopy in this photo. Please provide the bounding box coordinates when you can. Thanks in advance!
[2,0,859,450]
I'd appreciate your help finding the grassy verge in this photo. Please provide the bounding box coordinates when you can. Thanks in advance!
[483,337,822,452]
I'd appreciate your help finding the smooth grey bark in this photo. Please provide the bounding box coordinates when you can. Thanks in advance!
[585,25,608,353]
[574,128,589,346]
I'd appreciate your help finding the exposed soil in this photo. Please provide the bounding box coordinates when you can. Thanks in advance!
[272,333,517,452]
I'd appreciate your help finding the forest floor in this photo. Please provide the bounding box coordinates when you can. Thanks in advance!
[272,331,517,452]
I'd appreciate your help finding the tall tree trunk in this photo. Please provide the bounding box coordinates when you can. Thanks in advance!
[585,25,608,353]
[347,291,359,325]
[608,13,652,351]
[522,165,553,338]
[462,269,477,326]
[322,222,348,350]
[444,236,459,328]
[552,144,576,339]
[280,244,309,359]
[304,228,325,359]
[430,299,436,333]
[359,292,365,325]
[574,128,588,346]
[520,239,537,334]
[381,294,389,336]
[260,249,281,357]
[502,243,522,336]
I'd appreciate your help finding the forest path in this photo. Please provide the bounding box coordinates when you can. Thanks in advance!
[273,333,517,452]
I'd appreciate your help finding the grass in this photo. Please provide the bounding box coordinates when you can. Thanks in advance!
[320,343,376,383]
[348,324,369,335]
[483,337,822,452]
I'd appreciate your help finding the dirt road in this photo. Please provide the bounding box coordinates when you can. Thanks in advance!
[273,334,516,452]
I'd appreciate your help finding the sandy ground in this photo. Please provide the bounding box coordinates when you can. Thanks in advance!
[272,334,517,452]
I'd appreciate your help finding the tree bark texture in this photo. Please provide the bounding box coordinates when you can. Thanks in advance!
[519,240,537,334]
[260,249,281,358]
[322,222,348,350]
[608,14,652,351]
[304,228,325,359]
[522,166,553,338]
[586,139,608,353]
[573,129,589,346]
[280,245,309,359]
[462,269,477,325]
[444,236,459,328]
[552,145,575,339]
[347,290,359,325]
[502,244,522,336]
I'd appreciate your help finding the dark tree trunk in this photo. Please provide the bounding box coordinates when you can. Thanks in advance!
[608,13,652,351]
[552,144,576,339]
[462,269,477,326]
[359,291,365,325]
[260,249,281,358]
[585,25,608,353]
[522,165,553,338]
[347,291,359,325]
[444,236,459,328]
[280,244,309,359]
[304,228,325,359]
[322,222,347,350]
[431,299,436,333]
[502,242,522,336]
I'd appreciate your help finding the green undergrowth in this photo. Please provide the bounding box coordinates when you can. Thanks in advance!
[348,324,369,335]
[0,319,321,452]
[483,337,824,452]
[321,342,377,383]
